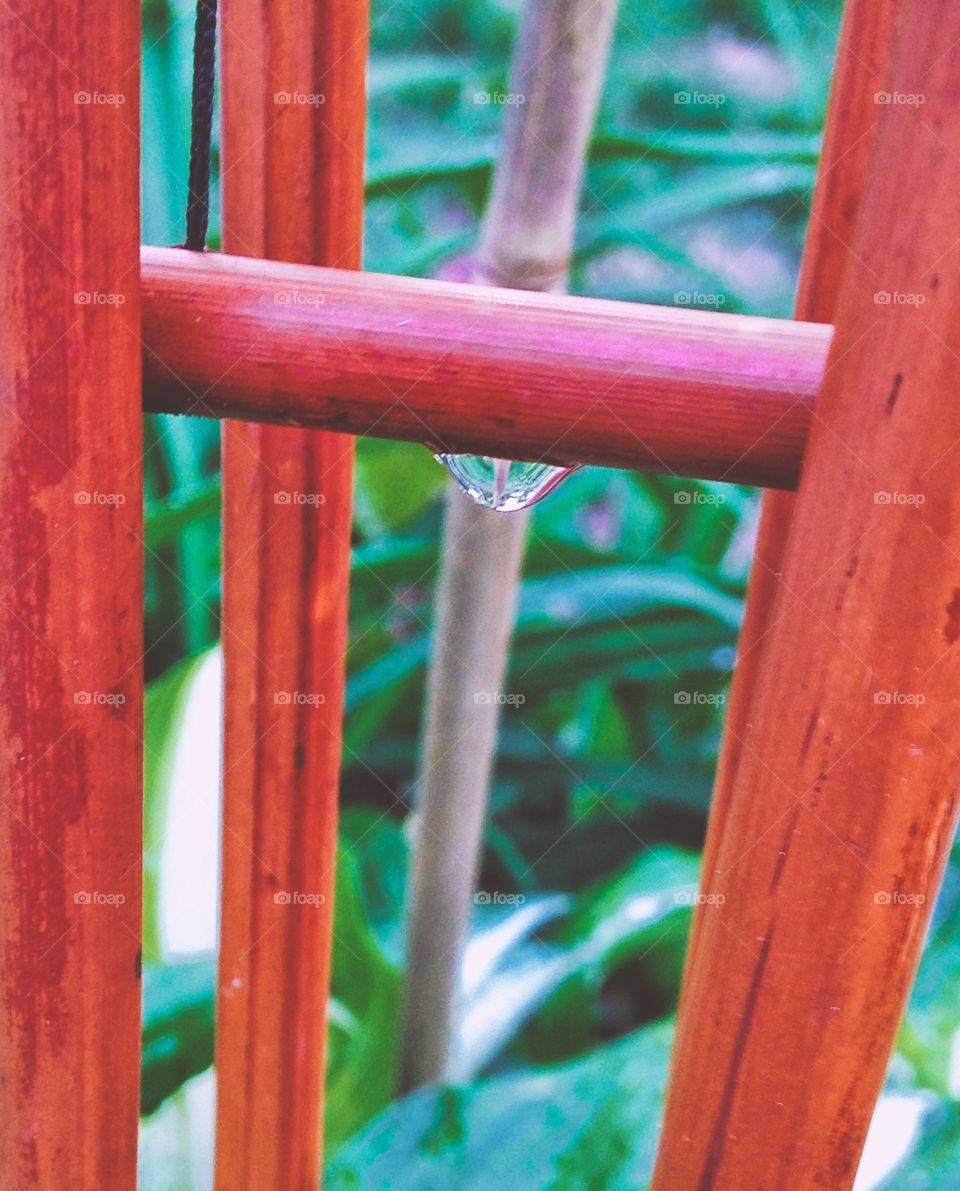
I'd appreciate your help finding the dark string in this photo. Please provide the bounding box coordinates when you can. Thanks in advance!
[185,0,218,251]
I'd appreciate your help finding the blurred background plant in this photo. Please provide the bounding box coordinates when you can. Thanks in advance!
[138,0,960,1187]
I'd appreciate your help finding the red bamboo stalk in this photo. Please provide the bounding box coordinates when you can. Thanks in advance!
[213,0,367,1187]
[688,0,898,970]
[653,2,960,1186]
[0,1,143,1187]
[141,247,828,490]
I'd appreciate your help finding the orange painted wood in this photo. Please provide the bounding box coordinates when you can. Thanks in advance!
[214,0,367,1187]
[0,1,143,1187]
[141,247,829,490]
[653,2,960,1187]
[689,0,898,967]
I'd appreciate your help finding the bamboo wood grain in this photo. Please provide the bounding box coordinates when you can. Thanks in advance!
[652,2,960,1186]
[214,1,366,1187]
[0,1,143,1187]
[141,247,829,490]
[687,0,898,981]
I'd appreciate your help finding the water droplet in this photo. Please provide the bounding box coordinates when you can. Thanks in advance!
[437,454,575,512]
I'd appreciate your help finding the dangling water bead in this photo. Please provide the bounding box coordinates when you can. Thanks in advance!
[431,256,577,511]
[437,454,575,512]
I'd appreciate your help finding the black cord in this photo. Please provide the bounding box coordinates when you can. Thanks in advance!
[185,0,218,251]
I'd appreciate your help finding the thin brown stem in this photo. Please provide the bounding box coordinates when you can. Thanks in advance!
[397,0,621,1093]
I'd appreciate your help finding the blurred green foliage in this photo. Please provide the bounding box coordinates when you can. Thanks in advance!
[140,0,960,1186]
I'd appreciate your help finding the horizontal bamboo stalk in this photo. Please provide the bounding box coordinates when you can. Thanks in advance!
[140,247,830,490]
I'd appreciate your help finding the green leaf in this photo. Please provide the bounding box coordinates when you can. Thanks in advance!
[325,843,404,1154]
[592,128,821,165]
[326,1020,673,1190]
[368,56,467,104]
[519,849,699,1064]
[558,848,699,970]
[456,895,571,1079]
[141,957,216,1118]
[366,142,497,200]
[898,860,960,1096]
[354,440,447,537]
[588,164,817,240]
[339,808,410,960]
[146,479,221,550]
[514,567,743,635]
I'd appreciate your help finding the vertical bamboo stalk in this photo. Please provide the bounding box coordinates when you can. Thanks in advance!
[654,2,960,1186]
[689,0,898,963]
[398,0,620,1093]
[0,1,143,1187]
[215,1,367,1187]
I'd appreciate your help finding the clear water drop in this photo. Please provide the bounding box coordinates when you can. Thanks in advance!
[437,454,574,512]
